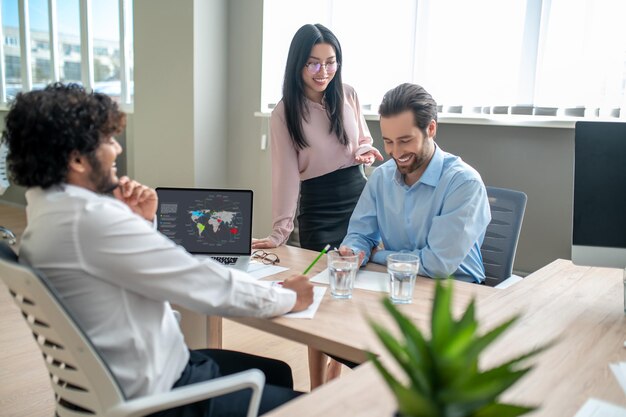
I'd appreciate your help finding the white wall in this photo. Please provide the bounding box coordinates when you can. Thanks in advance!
[133,0,227,188]
[226,0,272,238]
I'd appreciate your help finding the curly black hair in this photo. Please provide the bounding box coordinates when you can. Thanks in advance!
[2,83,126,188]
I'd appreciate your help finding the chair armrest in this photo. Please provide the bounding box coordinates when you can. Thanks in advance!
[494,274,524,289]
[106,369,265,417]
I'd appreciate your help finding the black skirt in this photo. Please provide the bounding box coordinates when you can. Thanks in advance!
[297,165,367,251]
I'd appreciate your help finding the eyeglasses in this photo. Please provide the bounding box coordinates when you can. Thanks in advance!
[251,250,280,265]
[304,61,339,75]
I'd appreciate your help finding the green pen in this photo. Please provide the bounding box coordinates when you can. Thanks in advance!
[302,244,331,275]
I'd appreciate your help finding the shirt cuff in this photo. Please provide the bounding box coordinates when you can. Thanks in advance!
[355,144,376,156]
[268,232,286,247]
[271,286,297,314]
[371,250,393,265]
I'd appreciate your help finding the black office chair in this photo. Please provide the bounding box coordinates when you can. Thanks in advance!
[481,186,527,287]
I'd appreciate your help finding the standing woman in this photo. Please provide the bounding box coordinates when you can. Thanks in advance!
[252,23,382,389]
[252,23,382,253]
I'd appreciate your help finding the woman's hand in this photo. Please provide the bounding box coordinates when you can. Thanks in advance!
[252,237,278,250]
[355,149,384,165]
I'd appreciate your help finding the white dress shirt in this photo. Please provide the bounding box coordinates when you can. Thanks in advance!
[19,185,296,399]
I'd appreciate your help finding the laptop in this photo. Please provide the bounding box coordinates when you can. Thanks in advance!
[155,187,253,271]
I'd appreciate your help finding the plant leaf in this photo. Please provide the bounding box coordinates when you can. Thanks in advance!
[440,367,531,409]
[381,298,435,395]
[442,300,479,359]
[462,316,519,364]
[431,279,454,352]
[369,354,439,417]
[369,321,425,392]
[369,315,431,394]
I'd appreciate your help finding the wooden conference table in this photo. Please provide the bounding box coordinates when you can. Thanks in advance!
[221,245,626,416]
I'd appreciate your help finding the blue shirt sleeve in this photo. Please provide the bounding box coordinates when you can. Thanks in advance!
[417,179,490,278]
[340,178,381,265]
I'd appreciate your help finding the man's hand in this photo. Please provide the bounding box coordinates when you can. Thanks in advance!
[113,176,158,222]
[339,245,365,266]
[252,237,277,250]
[282,275,314,312]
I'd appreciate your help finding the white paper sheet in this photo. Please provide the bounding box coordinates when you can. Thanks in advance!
[610,362,626,395]
[573,398,626,417]
[246,261,289,279]
[310,268,389,293]
[263,281,326,319]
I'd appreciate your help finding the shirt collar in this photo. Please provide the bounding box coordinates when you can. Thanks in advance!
[26,183,101,203]
[393,144,444,188]
[304,96,326,111]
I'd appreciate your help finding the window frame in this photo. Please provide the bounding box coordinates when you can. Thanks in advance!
[0,0,134,111]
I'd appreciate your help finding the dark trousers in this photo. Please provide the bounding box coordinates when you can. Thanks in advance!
[150,349,301,417]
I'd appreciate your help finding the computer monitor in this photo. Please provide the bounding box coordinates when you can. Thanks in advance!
[572,121,626,268]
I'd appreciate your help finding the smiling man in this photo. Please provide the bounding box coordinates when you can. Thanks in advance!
[340,83,491,283]
[3,83,314,417]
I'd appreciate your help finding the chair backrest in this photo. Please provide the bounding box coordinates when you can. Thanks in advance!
[0,242,126,416]
[480,186,527,287]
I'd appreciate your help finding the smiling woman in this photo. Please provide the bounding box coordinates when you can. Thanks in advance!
[251,22,383,390]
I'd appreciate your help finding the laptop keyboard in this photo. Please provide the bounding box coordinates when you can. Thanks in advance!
[211,256,238,265]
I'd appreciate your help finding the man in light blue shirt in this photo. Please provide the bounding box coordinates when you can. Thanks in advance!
[341,83,491,283]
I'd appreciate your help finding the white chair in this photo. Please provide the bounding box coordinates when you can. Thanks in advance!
[0,242,264,417]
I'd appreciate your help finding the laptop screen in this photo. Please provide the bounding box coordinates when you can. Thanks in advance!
[156,187,253,256]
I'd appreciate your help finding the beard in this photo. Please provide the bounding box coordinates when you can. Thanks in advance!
[86,153,119,195]
[393,151,429,176]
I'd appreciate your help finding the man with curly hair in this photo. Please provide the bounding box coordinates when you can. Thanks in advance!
[2,83,313,417]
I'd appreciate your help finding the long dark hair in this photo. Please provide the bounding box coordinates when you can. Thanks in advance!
[282,23,348,150]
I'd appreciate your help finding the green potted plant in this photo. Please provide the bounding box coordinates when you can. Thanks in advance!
[368,279,550,417]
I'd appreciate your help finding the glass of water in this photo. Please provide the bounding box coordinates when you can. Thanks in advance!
[327,250,359,299]
[387,253,420,304]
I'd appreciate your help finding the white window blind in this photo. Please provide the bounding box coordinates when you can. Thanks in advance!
[262,0,626,120]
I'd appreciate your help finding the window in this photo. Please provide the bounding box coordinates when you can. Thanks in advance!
[34,40,49,50]
[28,0,51,87]
[63,60,80,80]
[262,0,626,120]
[4,54,19,79]
[534,0,626,117]
[4,35,16,46]
[34,57,51,81]
[0,0,134,108]
[93,46,108,56]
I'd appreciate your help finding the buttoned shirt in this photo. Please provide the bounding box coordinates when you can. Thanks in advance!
[341,146,491,282]
[20,185,296,399]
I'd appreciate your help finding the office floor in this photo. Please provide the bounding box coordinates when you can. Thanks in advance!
[0,203,338,416]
